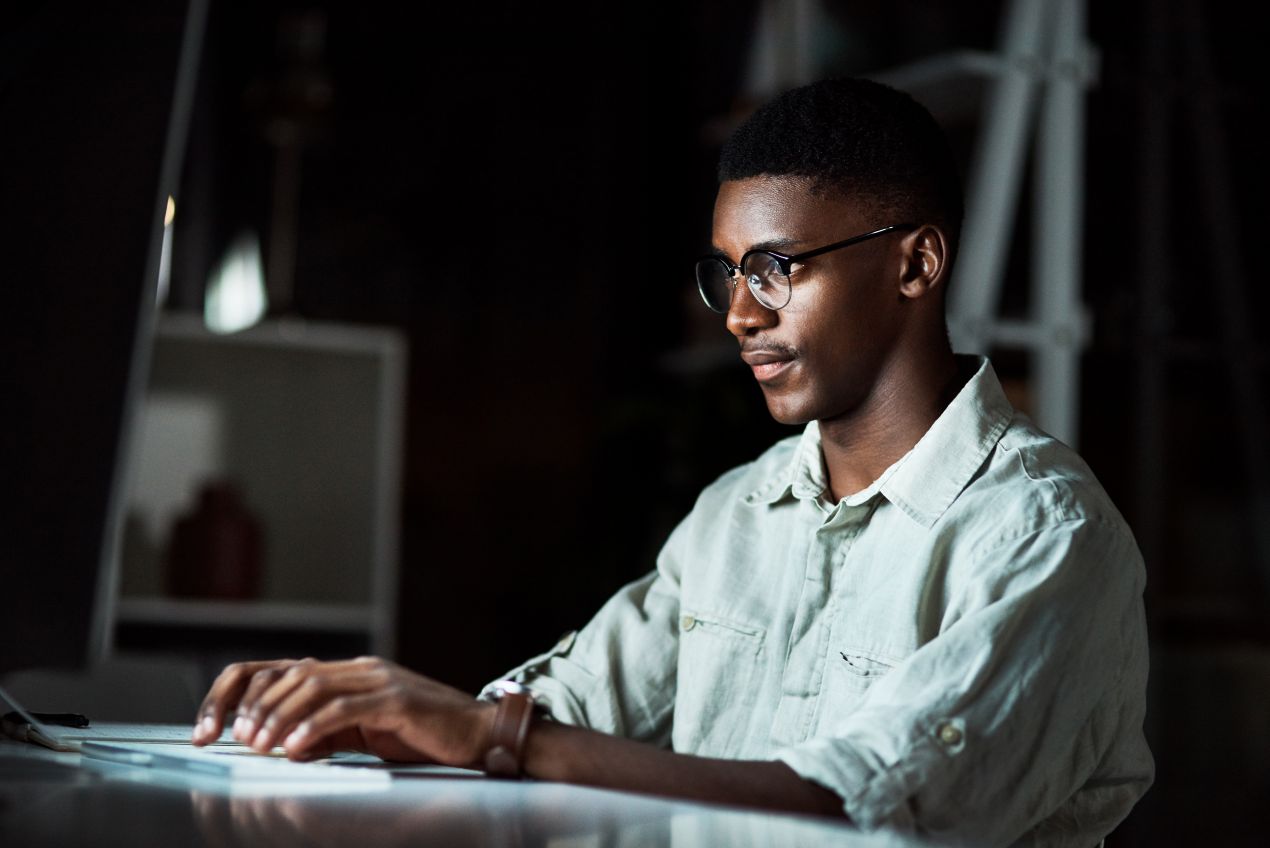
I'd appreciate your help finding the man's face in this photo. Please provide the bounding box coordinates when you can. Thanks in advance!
[712,175,909,426]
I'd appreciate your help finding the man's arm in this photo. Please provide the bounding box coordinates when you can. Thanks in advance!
[190,656,845,819]
[770,518,1154,841]
[524,719,845,816]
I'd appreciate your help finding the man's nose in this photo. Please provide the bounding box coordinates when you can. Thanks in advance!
[726,277,778,338]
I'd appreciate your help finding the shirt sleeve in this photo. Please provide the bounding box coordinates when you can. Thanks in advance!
[774,517,1154,845]
[479,529,686,746]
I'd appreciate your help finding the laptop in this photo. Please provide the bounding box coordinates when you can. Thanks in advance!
[0,682,392,786]
[0,690,231,752]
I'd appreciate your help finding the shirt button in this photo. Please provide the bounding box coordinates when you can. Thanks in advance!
[938,722,963,746]
[680,615,696,632]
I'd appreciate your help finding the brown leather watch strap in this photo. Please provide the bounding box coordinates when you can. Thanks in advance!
[483,690,535,778]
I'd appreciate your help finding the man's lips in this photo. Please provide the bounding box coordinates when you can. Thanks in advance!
[740,348,796,382]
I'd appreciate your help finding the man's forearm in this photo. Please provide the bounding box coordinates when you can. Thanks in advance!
[521,717,847,819]
[193,657,847,820]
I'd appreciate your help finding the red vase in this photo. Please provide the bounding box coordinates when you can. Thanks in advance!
[165,481,263,600]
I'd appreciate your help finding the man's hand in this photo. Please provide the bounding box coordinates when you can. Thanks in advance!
[190,656,495,767]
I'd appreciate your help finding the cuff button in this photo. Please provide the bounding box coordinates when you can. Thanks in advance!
[937,721,963,746]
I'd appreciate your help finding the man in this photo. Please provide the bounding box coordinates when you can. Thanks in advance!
[192,78,1153,845]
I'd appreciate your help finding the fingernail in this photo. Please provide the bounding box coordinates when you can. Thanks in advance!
[200,716,216,737]
[251,728,270,750]
[283,724,308,749]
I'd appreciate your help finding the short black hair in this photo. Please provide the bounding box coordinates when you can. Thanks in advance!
[719,77,963,249]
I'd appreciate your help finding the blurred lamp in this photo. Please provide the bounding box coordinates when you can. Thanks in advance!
[204,231,267,334]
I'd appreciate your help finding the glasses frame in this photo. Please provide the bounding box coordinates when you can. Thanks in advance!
[695,223,915,313]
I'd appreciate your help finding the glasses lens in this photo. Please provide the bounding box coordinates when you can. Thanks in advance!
[695,258,734,313]
[742,252,790,310]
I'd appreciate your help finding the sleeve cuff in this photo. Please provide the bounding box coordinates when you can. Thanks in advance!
[479,630,600,728]
[774,714,960,830]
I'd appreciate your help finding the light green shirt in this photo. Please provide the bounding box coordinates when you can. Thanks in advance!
[489,356,1153,846]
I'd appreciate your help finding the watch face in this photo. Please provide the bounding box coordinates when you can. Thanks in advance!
[494,680,529,698]
[492,680,550,711]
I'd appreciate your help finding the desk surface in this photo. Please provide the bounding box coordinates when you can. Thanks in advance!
[0,740,930,847]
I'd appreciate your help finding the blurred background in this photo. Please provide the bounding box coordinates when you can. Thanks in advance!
[4,0,1267,843]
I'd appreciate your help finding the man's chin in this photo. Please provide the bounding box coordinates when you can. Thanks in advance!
[761,393,814,427]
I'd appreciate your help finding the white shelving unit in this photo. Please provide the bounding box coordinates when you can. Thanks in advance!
[877,0,1096,447]
[110,313,406,661]
[114,598,375,633]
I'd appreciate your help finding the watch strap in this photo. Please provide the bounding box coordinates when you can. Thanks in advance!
[483,690,535,778]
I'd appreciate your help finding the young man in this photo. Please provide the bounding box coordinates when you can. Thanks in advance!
[193,78,1153,845]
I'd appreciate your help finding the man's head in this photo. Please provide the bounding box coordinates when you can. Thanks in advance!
[707,78,962,426]
[718,77,963,251]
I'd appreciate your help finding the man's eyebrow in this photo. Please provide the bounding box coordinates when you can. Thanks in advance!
[710,237,804,259]
[751,237,803,253]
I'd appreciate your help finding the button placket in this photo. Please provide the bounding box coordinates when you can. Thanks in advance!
[774,519,863,744]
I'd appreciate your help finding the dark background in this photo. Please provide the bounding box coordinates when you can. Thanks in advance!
[9,0,1269,843]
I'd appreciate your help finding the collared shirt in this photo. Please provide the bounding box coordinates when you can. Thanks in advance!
[487,356,1154,846]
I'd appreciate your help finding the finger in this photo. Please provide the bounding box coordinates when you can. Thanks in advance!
[197,660,289,726]
[248,670,390,753]
[235,661,316,744]
[236,657,383,742]
[193,660,294,745]
[234,669,298,743]
[247,658,385,725]
[285,737,340,762]
[280,690,395,759]
[237,658,383,746]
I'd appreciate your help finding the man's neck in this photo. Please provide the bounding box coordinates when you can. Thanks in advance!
[818,349,966,502]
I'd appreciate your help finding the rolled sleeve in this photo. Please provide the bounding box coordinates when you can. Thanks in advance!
[775,518,1153,844]
[482,564,682,744]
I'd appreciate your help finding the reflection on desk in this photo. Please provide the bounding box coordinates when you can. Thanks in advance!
[0,740,934,847]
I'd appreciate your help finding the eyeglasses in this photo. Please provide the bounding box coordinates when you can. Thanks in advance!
[693,224,914,313]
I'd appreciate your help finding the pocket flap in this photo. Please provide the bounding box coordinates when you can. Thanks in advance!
[837,648,897,678]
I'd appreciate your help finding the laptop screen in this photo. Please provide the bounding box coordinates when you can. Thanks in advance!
[0,0,205,674]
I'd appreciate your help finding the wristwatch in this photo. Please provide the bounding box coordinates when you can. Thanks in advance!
[483,680,543,778]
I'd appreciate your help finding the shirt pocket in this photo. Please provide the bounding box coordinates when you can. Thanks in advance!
[822,646,900,713]
[673,609,765,758]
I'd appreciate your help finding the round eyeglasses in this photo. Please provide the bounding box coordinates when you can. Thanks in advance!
[693,224,914,313]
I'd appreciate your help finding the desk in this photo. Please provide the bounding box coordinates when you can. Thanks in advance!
[0,740,926,847]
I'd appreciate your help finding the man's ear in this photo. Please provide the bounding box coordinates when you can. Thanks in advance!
[898,225,949,300]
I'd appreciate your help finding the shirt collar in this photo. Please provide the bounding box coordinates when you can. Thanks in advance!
[744,355,1014,527]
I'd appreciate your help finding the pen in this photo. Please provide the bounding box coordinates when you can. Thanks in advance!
[2,710,90,728]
